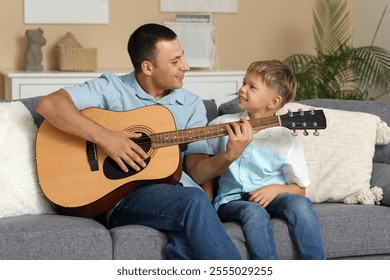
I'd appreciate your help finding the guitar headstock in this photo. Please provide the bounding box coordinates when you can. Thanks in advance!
[280,109,327,136]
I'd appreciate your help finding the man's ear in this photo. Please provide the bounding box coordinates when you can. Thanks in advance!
[141,61,153,76]
[268,95,283,109]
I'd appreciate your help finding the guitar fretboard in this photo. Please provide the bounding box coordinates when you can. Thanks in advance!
[151,115,280,148]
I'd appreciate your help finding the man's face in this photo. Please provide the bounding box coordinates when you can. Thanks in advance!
[149,39,190,93]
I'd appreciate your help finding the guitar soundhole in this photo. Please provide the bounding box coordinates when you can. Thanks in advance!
[103,132,152,180]
[133,132,152,153]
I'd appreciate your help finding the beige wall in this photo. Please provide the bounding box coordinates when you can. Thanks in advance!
[0,0,389,102]
[0,0,316,99]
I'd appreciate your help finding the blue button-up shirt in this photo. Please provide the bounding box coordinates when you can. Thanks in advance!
[64,72,213,189]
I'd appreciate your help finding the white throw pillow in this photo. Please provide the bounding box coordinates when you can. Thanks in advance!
[0,101,55,218]
[278,102,390,203]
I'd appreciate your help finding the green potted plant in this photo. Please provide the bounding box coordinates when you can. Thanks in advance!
[284,0,390,100]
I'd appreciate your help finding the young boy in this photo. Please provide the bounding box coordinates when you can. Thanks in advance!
[209,60,326,259]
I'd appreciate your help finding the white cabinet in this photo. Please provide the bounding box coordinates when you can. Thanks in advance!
[1,70,244,106]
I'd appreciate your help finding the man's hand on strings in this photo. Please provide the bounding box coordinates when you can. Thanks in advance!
[99,130,148,173]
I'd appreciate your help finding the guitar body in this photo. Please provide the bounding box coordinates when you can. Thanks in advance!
[36,106,182,218]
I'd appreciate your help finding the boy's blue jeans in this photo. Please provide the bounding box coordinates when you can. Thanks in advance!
[218,193,326,260]
[107,184,241,260]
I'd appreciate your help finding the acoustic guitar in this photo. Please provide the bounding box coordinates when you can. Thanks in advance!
[36,105,326,218]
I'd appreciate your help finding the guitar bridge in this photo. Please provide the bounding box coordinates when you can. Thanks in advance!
[86,141,99,171]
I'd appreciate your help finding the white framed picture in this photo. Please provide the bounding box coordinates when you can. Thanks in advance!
[24,0,109,24]
[160,0,238,13]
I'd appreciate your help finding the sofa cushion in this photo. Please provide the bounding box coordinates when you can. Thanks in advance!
[0,101,55,218]
[279,102,390,203]
[298,99,390,164]
[0,214,112,259]
[108,203,390,260]
[313,203,390,259]
[111,224,167,259]
[371,163,390,207]
[220,204,390,259]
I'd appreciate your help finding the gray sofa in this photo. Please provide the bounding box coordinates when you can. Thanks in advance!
[1,96,389,260]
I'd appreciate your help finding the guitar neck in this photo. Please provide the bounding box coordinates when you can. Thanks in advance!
[151,115,280,148]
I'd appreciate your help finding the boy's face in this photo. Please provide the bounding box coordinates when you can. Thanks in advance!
[237,72,282,118]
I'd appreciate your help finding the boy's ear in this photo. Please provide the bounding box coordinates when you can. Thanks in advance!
[268,95,283,109]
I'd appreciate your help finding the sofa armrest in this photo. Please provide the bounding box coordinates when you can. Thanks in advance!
[371,163,390,206]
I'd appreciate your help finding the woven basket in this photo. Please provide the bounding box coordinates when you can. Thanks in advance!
[58,47,97,72]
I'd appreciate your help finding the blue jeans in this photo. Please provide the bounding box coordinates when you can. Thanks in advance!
[107,183,241,260]
[218,193,326,260]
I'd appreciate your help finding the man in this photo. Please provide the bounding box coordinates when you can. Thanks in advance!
[36,23,252,259]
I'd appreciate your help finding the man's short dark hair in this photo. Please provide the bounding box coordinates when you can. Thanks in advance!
[128,23,177,73]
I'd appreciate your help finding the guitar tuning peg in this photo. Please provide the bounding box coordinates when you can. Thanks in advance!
[303,130,309,136]
[309,108,315,115]
[313,130,320,136]
[292,130,298,136]
[288,109,293,117]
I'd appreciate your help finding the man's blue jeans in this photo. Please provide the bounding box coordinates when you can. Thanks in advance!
[107,184,241,260]
[218,193,326,260]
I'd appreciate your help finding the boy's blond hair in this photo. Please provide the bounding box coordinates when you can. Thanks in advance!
[246,60,296,107]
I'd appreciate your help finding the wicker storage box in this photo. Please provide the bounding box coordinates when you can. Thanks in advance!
[58,47,97,72]
[57,32,97,72]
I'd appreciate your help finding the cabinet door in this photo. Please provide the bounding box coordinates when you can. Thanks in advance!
[19,84,73,99]
[184,81,238,106]
[16,77,97,99]
[183,73,243,106]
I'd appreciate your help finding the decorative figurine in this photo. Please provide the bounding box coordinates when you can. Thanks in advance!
[25,28,46,71]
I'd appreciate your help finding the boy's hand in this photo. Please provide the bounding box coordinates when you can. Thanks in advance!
[224,116,253,160]
[249,184,305,207]
[248,184,281,208]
